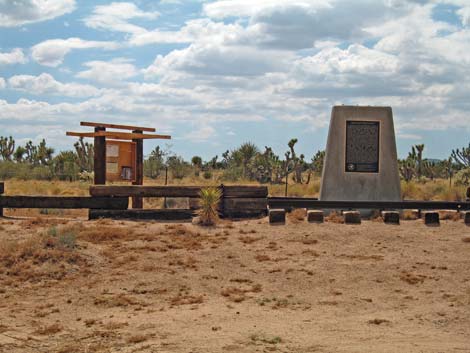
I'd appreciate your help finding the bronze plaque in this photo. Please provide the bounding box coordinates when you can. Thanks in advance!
[345,121,380,173]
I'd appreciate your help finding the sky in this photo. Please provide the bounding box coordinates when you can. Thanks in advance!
[0,0,469,161]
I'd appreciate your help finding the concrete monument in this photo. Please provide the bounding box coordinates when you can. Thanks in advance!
[320,106,401,208]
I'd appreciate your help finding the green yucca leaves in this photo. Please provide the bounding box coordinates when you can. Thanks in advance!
[198,187,222,226]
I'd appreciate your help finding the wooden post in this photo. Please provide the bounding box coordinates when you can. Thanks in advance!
[132,130,144,209]
[0,181,4,217]
[94,126,106,185]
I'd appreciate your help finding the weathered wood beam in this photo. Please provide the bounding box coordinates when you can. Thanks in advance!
[223,186,268,198]
[0,196,128,209]
[81,122,156,132]
[67,131,171,140]
[0,181,4,217]
[90,185,268,198]
[223,198,267,211]
[94,126,106,185]
[90,186,204,198]
[132,129,144,209]
[89,209,194,221]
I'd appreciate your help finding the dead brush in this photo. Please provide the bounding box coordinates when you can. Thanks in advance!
[326,211,344,224]
[221,284,262,303]
[287,208,307,223]
[79,226,134,243]
[402,210,418,220]
[170,294,204,306]
[197,187,221,226]
[162,225,203,251]
[0,224,83,282]
[439,211,461,221]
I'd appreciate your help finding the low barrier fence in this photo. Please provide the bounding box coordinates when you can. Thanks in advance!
[2,180,468,221]
[267,197,470,211]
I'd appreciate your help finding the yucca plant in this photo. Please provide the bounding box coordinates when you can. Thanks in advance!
[198,187,222,226]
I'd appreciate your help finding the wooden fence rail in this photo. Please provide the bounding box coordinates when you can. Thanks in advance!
[268,198,470,211]
[89,185,268,198]
[0,196,128,210]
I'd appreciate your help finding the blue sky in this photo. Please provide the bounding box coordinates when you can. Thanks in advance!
[1,0,469,161]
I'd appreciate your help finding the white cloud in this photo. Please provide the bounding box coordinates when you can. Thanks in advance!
[129,19,228,46]
[203,0,331,19]
[0,0,75,27]
[183,125,216,142]
[8,73,100,97]
[76,58,138,85]
[144,41,291,78]
[0,48,27,65]
[84,2,159,34]
[0,77,5,89]
[457,5,470,26]
[204,0,412,50]
[31,37,119,67]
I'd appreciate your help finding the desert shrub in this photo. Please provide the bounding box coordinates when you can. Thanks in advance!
[198,187,221,226]
[0,224,81,281]
[455,168,470,186]
[0,161,52,180]
[167,156,191,179]
[203,170,212,179]
[221,166,243,182]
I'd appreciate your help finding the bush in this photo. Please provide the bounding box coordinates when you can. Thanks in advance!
[203,171,212,179]
[0,161,53,180]
[167,156,191,179]
[455,168,470,186]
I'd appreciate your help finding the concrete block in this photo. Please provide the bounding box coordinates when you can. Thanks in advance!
[382,211,400,224]
[463,211,470,226]
[269,209,285,224]
[344,211,361,224]
[424,212,440,226]
[320,106,401,217]
[307,210,324,223]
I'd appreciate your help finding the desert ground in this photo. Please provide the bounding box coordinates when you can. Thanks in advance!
[0,213,470,353]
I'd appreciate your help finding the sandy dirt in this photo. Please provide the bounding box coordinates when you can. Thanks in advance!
[0,215,469,353]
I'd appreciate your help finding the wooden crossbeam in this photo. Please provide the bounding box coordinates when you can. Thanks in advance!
[81,121,156,132]
[66,131,171,140]
[0,196,128,209]
[89,185,268,198]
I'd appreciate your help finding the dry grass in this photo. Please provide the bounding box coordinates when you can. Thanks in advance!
[34,323,63,335]
[326,211,344,224]
[78,225,134,243]
[288,208,307,223]
[221,284,262,303]
[170,294,204,306]
[0,224,83,282]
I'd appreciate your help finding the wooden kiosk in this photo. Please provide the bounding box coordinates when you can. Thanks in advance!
[67,122,171,208]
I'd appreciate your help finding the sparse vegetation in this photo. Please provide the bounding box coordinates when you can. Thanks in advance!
[198,187,222,226]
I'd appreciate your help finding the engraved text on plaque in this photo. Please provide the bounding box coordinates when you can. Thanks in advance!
[345,121,380,173]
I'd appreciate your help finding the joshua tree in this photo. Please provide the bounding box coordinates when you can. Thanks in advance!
[14,146,26,163]
[399,158,415,182]
[74,137,93,172]
[36,139,54,165]
[0,136,15,161]
[451,143,470,167]
[287,138,305,184]
[307,150,325,184]
[414,144,425,178]
[24,140,37,164]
